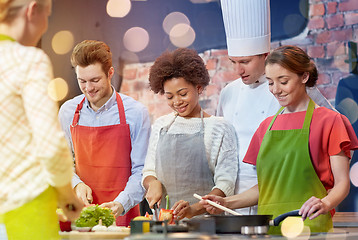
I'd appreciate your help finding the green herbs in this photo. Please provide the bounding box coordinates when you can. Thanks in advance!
[75,205,115,227]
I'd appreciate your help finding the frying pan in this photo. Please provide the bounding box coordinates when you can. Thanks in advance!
[203,210,300,234]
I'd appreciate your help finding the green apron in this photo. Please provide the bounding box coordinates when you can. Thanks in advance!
[256,99,332,234]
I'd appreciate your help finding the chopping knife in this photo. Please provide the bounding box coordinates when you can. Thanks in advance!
[193,193,242,216]
[152,203,160,221]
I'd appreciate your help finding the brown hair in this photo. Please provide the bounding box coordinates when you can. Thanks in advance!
[71,40,113,75]
[149,48,210,94]
[0,0,48,22]
[265,45,318,87]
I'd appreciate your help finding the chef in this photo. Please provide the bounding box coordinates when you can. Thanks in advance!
[59,40,151,226]
[217,0,334,215]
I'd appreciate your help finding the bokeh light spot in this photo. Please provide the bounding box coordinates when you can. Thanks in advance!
[299,0,309,19]
[48,78,68,101]
[169,23,196,48]
[120,51,140,64]
[106,0,131,18]
[350,162,358,187]
[281,217,304,239]
[163,12,190,35]
[336,97,358,124]
[123,27,149,52]
[283,14,306,37]
[51,31,74,55]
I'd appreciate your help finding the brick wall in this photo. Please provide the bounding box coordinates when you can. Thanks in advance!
[120,0,358,122]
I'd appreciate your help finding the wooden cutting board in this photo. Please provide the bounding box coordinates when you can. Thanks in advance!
[59,231,130,239]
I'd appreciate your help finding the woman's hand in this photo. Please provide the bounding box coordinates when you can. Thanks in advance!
[199,195,226,215]
[299,196,330,220]
[172,200,193,220]
[145,178,163,208]
[55,183,84,221]
[100,201,124,217]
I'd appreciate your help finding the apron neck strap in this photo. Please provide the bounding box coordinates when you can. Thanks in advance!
[268,106,284,130]
[0,34,15,42]
[267,98,315,131]
[302,98,315,130]
[71,92,126,127]
[168,108,204,132]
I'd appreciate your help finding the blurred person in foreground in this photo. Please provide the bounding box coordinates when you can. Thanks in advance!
[0,0,83,239]
[200,45,358,234]
[59,40,151,226]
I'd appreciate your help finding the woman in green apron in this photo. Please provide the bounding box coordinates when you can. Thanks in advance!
[0,1,83,239]
[142,48,238,221]
[200,45,358,234]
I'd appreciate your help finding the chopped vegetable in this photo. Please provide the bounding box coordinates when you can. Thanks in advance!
[75,204,115,227]
[159,209,174,224]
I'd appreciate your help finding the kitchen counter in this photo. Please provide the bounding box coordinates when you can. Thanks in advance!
[61,212,358,240]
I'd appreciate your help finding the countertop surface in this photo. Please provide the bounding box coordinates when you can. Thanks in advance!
[61,212,358,240]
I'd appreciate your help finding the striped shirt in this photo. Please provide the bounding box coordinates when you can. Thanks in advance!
[0,40,73,214]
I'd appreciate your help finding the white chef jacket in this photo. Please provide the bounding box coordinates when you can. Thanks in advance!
[217,75,278,215]
[217,74,334,215]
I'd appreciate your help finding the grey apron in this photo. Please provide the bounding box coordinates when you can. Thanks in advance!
[156,110,215,209]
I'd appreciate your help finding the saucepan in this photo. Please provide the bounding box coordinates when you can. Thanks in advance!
[204,210,300,234]
[193,194,300,234]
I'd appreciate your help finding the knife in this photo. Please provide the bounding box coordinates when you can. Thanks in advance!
[152,203,160,221]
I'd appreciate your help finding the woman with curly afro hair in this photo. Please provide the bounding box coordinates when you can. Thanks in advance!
[142,48,238,220]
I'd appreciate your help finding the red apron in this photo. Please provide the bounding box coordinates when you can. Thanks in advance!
[70,92,140,226]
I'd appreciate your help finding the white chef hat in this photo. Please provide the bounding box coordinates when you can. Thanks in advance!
[220,0,271,57]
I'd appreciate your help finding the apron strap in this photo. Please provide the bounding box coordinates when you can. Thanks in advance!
[165,109,205,132]
[71,92,127,127]
[0,34,15,42]
[71,97,86,127]
[115,92,127,125]
[267,106,284,131]
[199,109,205,133]
[266,98,315,132]
[302,98,315,130]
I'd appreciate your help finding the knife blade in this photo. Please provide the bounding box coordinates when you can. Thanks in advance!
[152,203,160,221]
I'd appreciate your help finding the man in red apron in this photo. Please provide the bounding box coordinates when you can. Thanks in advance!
[59,40,151,226]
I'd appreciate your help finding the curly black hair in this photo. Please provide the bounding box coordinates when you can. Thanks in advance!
[149,48,210,94]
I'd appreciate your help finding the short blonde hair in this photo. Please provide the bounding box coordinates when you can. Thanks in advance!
[0,0,48,22]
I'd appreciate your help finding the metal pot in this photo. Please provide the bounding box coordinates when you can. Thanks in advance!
[204,210,300,234]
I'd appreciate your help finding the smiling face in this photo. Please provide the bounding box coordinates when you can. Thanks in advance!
[164,77,202,118]
[76,62,113,111]
[266,63,310,112]
[229,54,266,85]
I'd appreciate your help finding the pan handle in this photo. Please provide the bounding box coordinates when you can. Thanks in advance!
[269,210,300,226]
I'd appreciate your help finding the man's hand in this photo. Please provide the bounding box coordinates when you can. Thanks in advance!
[100,201,124,218]
[74,182,93,205]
